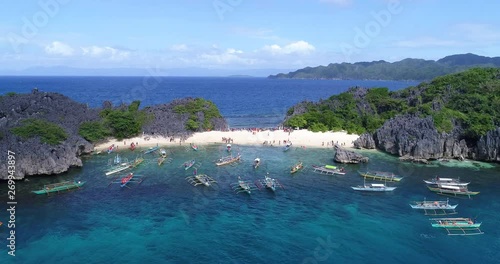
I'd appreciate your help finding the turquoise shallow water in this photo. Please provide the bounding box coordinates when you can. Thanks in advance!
[1,145,500,263]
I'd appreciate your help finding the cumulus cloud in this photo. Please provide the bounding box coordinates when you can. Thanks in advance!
[45,41,74,56]
[199,48,255,65]
[262,41,315,55]
[81,46,130,60]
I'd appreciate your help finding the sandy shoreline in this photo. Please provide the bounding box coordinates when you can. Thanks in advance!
[94,129,359,151]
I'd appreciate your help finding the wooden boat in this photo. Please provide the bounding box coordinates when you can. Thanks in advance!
[427,184,479,198]
[290,161,303,174]
[143,146,159,154]
[312,165,346,175]
[358,171,403,182]
[226,144,232,152]
[253,158,261,169]
[130,157,144,168]
[190,143,198,151]
[255,173,284,192]
[409,198,458,215]
[186,174,217,187]
[429,217,483,235]
[32,181,85,195]
[216,154,241,166]
[184,159,195,170]
[351,178,396,192]
[105,163,131,176]
[108,173,144,188]
[424,176,469,186]
[231,176,256,194]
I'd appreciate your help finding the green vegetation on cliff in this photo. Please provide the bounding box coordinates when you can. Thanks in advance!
[79,100,151,142]
[270,53,500,81]
[12,119,68,145]
[173,98,223,131]
[285,68,500,139]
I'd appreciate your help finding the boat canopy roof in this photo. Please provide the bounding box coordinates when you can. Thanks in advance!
[439,185,463,189]
[371,184,385,187]
[437,177,454,181]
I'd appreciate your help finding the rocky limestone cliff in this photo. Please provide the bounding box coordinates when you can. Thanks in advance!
[0,90,99,179]
[474,127,500,162]
[334,147,369,163]
[353,133,376,149]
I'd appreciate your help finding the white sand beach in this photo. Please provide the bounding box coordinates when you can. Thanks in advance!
[94,129,359,151]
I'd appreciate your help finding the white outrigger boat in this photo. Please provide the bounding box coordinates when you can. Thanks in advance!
[226,144,232,152]
[409,198,458,215]
[231,176,257,194]
[312,165,346,175]
[429,217,483,235]
[424,176,469,186]
[351,178,396,192]
[255,173,284,192]
[216,154,241,166]
[186,174,217,187]
[105,162,131,176]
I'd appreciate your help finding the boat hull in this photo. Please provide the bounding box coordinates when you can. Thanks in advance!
[359,171,403,182]
[351,186,396,192]
[432,223,481,228]
[33,181,85,194]
[427,186,479,196]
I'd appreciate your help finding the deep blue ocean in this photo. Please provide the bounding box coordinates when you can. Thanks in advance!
[0,77,499,264]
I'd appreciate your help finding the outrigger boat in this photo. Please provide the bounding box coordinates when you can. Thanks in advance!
[105,162,131,176]
[253,158,261,169]
[216,154,241,166]
[226,144,232,152]
[130,157,144,168]
[184,159,195,170]
[429,217,483,235]
[108,173,144,188]
[312,165,346,175]
[107,144,116,154]
[427,184,479,198]
[190,143,198,151]
[143,146,159,154]
[409,198,458,215]
[424,176,469,186]
[186,174,217,187]
[255,173,284,192]
[351,178,396,192]
[32,181,85,195]
[231,176,257,194]
[113,154,122,165]
[358,171,403,182]
[290,161,303,174]
[159,148,167,158]
[158,157,166,166]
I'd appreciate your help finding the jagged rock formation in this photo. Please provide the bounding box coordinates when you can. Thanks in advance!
[353,133,376,149]
[334,147,369,164]
[142,98,227,137]
[474,127,500,162]
[0,90,99,179]
[0,91,228,179]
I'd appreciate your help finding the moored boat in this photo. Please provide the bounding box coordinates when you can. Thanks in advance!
[144,146,159,154]
[283,142,292,152]
[255,173,284,192]
[130,142,136,151]
[427,184,479,198]
[226,144,232,152]
[358,171,403,182]
[32,181,85,195]
[429,217,483,235]
[184,159,195,170]
[290,161,303,174]
[130,157,144,168]
[216,154,241,166]
[105,163,131,176]
[253,158,261,169]
[424,176,469,186]
[312,165,346,175]
[410,198,458,210]
[191,143,198,151]
[351,183,396,192]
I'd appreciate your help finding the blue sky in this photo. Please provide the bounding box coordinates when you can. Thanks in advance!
[0,0,499,73]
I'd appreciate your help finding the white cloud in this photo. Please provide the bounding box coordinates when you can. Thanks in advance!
[170,44,188,51]
[319,0,352,6]
[452,23,500,43]
[45,41,74,56]
[262,41,316,55]
[81,45,130,60]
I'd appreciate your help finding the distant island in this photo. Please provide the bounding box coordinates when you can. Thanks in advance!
[269,53,500,81]
[284,67,500,163]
